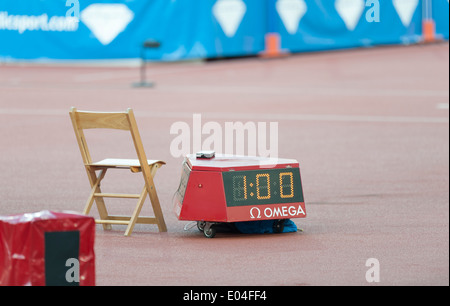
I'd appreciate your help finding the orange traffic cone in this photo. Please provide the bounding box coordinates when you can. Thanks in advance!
[422,19,436,43]
[260,33,289,58]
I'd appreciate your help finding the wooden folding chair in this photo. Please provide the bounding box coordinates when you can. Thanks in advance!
[69,107,167,236]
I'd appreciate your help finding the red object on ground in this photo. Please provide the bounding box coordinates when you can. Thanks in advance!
[174,155,306,223]
[0,210,95,286]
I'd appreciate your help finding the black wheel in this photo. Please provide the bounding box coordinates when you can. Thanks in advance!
[197,221,206,232]
[203,226,216,238]
[273,219,286,233]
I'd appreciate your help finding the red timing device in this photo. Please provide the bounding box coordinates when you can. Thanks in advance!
[174,154,306,237]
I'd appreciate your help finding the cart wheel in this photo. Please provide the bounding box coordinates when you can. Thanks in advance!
[203,226,216,238]
[197,221,206,232]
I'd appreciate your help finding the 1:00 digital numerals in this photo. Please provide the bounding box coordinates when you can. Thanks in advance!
[232,172,294,202]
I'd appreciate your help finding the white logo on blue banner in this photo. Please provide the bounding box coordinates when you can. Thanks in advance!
[335,0,365,31]
[80,4,134,45]
[393,0,419,27]
[213,0,247,37]
[276,0,307,35]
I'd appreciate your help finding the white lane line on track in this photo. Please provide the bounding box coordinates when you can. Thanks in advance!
[2,77,448,99]
[157,85,449,98]
[437,103,449,110]
[0,108,448,124]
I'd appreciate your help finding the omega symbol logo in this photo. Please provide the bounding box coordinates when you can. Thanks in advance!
[250,207,261,219]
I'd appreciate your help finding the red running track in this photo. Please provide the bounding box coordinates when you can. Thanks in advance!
[0,43,448,285]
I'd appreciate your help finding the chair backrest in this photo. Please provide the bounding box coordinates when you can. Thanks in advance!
[69,107,151,176]
[71,110,131,131]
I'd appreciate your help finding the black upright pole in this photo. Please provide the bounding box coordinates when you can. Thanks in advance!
[132,39,160,88]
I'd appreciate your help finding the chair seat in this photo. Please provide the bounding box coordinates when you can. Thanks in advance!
[90,158,165,168]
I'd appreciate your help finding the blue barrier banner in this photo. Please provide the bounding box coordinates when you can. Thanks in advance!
[0,0,448,62]
[0,0,266,61]
[433,0,449,39]
[276,0,424,52]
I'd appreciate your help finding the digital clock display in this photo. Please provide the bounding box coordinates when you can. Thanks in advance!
[222,168,304,207]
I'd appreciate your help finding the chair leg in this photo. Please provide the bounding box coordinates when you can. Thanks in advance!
[124,185,148,236]
[151,194,167,232]
[83,169,106,215]
[147,168,167,232]
[86,168,111,230]
[149,188,167,232]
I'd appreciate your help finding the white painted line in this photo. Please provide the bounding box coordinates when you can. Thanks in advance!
[437,103,449,110]
[158,85,450,98]
[0,108,448,124]
[190,112,450,124]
